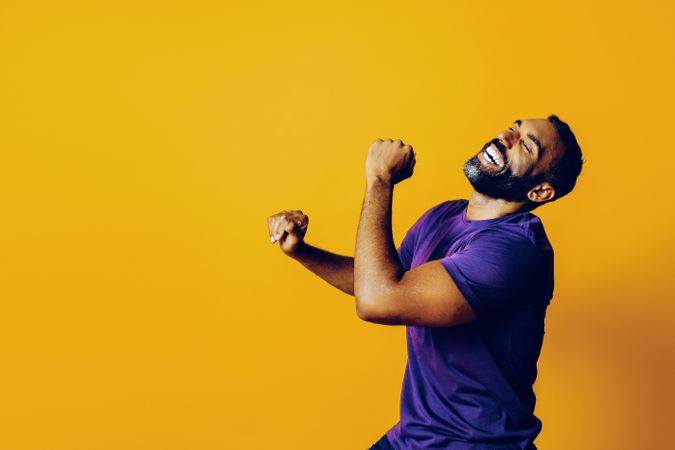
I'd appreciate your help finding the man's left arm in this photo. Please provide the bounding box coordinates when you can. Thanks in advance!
[353,139,477,327]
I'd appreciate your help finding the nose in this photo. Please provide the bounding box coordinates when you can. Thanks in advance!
[497,128,520,149]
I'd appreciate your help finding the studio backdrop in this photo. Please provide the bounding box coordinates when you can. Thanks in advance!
[0,1,673,449]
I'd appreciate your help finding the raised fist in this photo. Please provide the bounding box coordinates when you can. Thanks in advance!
[267,210,309,255]
[365,138,416,185]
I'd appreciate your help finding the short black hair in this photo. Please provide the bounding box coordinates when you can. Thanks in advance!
[543,114,584,202]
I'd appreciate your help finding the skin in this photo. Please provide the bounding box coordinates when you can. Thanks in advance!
[466,118,565,220]
[267,118,567,327]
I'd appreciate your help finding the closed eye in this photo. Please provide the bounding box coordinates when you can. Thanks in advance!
[510,126,530,153]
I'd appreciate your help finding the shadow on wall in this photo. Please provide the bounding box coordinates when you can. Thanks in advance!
[536,276,673,450]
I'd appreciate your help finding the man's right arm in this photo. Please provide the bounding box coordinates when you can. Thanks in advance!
[287,242,355,296]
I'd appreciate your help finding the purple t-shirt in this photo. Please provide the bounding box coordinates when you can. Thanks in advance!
[385,199,554,450]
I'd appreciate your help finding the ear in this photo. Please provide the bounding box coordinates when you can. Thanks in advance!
[527,182,555,203]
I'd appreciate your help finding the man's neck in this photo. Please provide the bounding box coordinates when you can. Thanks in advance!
[465,191,527,221]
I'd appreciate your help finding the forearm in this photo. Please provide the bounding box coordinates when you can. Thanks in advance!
[287,242,355,296]
[354,179,404,310]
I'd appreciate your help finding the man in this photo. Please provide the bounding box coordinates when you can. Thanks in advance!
[267,116,584,449]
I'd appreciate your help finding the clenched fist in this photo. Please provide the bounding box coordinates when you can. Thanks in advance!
[267,210,309,255]
[366,138,416,185]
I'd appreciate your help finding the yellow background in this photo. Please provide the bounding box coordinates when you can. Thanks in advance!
[1,1,673,449]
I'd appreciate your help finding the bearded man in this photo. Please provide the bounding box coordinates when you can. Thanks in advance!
[267,116,584,450]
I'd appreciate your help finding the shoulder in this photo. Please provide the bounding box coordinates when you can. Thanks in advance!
[402,199,467,247]
[474,212,553,259]
[417,199,467,224]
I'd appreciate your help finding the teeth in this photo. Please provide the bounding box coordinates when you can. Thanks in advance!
[486,145,503,167]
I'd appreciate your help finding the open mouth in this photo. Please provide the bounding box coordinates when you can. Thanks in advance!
[482,142,506,168]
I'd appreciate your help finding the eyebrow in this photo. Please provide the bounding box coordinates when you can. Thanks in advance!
[513,119,543,156]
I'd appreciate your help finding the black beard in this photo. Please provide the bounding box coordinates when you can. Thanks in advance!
[463,139,547,203]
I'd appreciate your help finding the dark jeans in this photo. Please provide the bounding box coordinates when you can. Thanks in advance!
[368,433,395,450]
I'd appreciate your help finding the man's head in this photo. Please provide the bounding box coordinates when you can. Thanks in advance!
[463,115,584,210]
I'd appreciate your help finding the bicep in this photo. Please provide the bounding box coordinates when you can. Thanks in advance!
[362,260,477,327]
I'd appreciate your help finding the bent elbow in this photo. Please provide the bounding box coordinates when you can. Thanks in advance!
[355,298,372,321]
[355,296,388,322]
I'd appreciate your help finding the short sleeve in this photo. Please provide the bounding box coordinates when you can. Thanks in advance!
[439,229,542,321]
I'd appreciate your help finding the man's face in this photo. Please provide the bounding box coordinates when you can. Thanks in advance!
[463,118,564,203]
